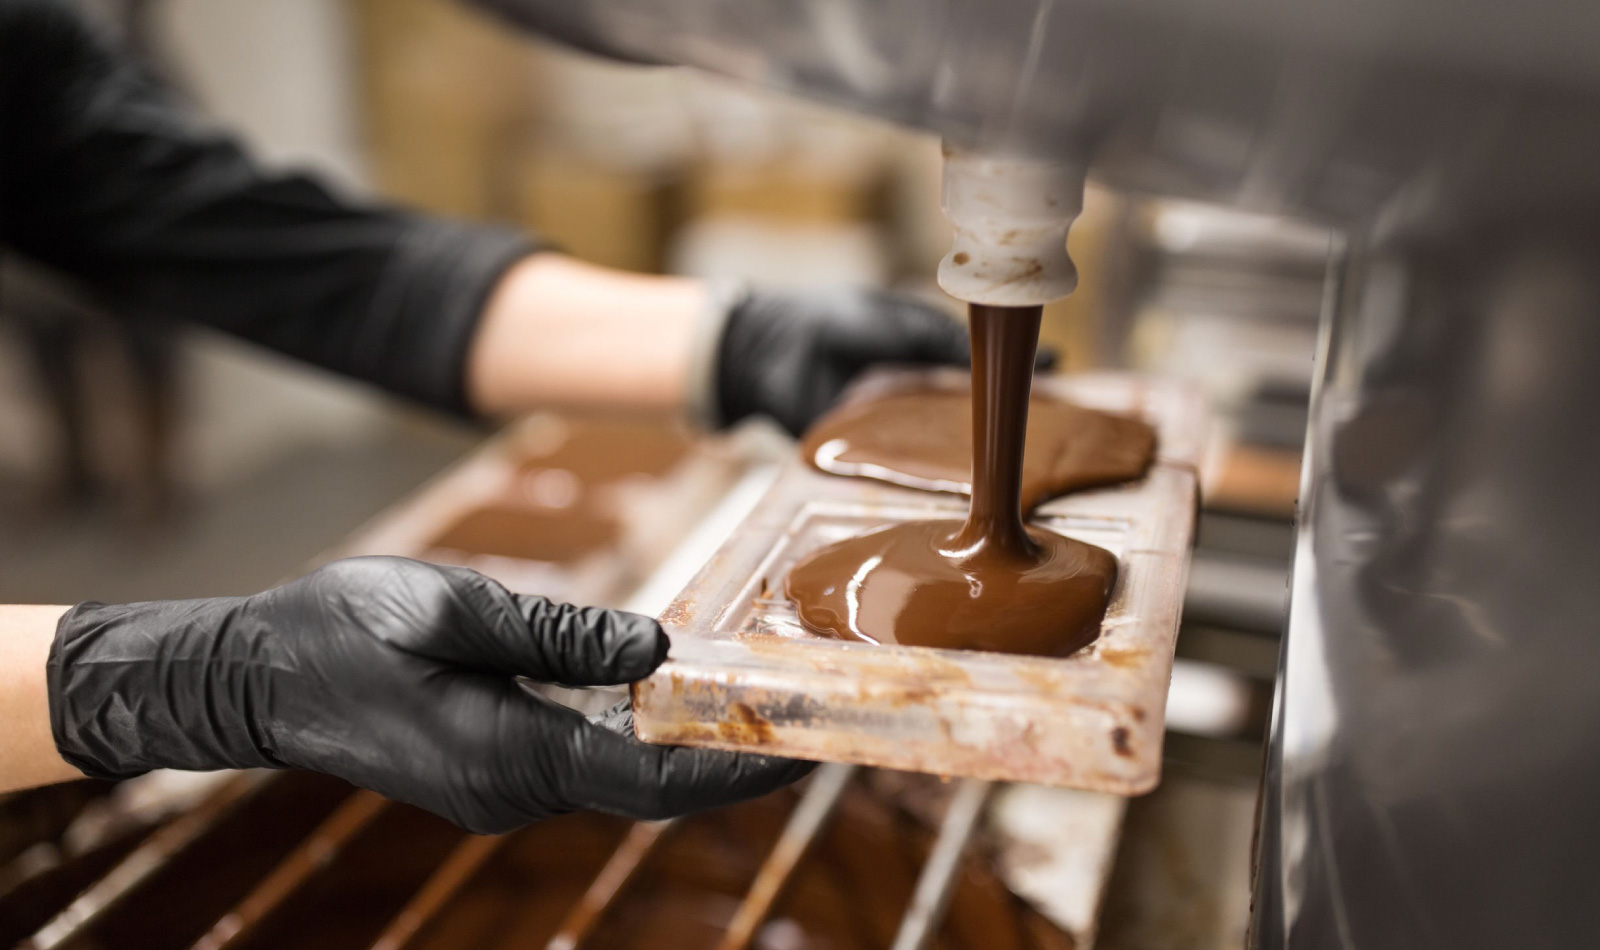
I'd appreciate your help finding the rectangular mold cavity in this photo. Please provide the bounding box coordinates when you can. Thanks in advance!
[633,371,1205,794]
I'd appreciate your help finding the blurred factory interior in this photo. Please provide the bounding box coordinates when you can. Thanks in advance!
[0,1,1328,947]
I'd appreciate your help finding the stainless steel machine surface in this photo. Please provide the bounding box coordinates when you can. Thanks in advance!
[474,0,1600,222]
[472,2,1600,947]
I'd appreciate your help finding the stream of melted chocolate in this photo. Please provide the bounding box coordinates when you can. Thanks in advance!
[785,305,1120,657]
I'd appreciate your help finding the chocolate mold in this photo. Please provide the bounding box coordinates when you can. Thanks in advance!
[633,370,1204,793]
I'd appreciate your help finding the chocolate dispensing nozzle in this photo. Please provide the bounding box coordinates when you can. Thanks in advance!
[936,146,1086,307]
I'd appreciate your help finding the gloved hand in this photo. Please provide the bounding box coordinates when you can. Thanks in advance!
[47,556,812,834]
[713,287,974,436]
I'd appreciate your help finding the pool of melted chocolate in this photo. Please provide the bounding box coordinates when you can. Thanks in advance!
[799,377,1154,517]
[784,518,1116,655]
[785,305,1122,657]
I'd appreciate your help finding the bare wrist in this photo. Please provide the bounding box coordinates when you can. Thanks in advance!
[465,255,706,418]
[0,605,80,792]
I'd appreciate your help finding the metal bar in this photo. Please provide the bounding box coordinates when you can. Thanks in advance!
[368,833,509,950]
[715,763,857,950]
[0,772,228,908]
[889,779,995,950]
[26,773,263,950]
[189,791,390,950]
[542,819,679,950]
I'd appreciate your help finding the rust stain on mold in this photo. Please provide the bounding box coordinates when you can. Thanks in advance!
[666,723,719,744]
[886,681,960,708]
[658,599,694,627]
[1014,666,1066,695]
[718,702,776,745]
[1013,259,1044,279]
[744,638,974,689]
[1098,646,1147,669]
[1111,726,1132,757]
[952,252,970,265]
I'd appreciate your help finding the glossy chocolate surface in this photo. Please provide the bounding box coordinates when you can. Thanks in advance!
[788,305,1123,656]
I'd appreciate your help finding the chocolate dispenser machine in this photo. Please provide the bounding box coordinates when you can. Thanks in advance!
[469,2,1600,948]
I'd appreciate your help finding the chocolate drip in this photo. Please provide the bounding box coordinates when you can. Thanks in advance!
[953,305,1045,562]
[785,305,1121,657]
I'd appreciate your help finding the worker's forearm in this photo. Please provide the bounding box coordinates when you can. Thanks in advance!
[465,255,707,418]
[0,606,79,793]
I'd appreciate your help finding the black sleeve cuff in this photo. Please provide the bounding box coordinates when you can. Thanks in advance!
[368,218,540,416]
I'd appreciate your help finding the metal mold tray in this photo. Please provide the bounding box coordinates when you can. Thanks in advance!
[633,371,1205,793]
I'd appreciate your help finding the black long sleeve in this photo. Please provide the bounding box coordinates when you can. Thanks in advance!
[0,0,536,413]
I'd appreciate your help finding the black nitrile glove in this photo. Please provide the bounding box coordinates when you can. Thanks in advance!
[714,288,973,436]
[48,556,812,834]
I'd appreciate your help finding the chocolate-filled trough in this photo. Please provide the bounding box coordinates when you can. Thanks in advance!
[633,368,1204,793]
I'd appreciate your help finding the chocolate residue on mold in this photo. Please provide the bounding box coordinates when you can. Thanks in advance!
[510,416,690,482]
[786,305,1119,658]
[427,506,619,564]
[1097,646,1147,669]
[718,703,776,745]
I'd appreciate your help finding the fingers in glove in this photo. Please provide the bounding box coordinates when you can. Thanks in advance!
[557,713,815,821]
[331,559,667,686]
[512,596,668,686]
[826,292,970,366]
[431,679,809,831]
[884,296,972,365]
[588,697,639,734]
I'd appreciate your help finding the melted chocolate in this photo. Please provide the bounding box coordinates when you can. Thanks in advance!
[799,380,1155,516]
[512,417,690,483]
[786,305,1120,657]
[427,506,620,564]
[785,518,1116,656]
[423,418,684,570]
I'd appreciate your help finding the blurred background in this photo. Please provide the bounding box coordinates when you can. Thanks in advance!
[0,0,1319,606]
[0,3,1328,946]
